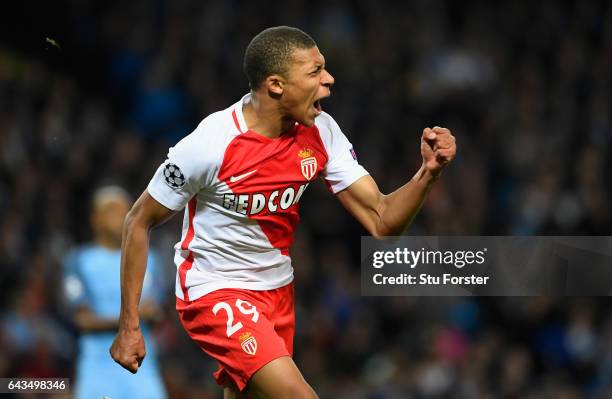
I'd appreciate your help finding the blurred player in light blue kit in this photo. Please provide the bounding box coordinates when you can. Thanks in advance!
[63,186,168,399]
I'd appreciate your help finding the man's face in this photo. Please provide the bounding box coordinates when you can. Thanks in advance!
[92,198,130,243]
[278,46,335,127]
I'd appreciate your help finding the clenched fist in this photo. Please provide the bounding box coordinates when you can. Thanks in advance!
[110,326,146,374]
[421,126,456,177]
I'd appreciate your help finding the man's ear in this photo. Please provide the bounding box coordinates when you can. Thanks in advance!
[265,74,284,96]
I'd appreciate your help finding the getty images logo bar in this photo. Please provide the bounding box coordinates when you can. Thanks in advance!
[361,236,612,296]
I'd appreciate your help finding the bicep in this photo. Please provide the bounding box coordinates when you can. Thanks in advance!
[128,190,179,230]
[335,175,384,236]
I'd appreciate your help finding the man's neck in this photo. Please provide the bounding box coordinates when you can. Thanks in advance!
[95,234,121,250]
[243,92,295,139]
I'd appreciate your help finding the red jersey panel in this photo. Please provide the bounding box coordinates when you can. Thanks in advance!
[219,121,329,254]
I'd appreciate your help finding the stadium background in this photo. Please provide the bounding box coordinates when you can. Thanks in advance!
[1,0,612,398]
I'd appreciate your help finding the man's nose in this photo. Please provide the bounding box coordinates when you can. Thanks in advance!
[321,69,335,87]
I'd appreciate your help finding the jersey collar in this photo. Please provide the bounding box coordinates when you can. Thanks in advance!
[232,93,250,134]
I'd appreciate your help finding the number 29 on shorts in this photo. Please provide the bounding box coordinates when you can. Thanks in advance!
[212,299,259,337]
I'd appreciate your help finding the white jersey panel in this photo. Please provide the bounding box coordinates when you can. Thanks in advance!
[174,188,293,300]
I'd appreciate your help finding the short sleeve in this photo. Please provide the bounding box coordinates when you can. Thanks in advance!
[62,250,89,309]
[147,126,214,210]
[317,113,369,193]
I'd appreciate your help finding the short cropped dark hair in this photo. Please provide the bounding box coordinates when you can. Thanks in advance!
[244,26,317,90]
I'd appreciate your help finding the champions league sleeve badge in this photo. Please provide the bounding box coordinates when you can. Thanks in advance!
[163,163,186,189]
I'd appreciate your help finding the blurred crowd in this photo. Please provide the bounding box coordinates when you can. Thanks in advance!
[1,0,611,398]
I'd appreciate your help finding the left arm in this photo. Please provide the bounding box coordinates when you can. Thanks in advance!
[71,301,162,332]
[337,126,456,238]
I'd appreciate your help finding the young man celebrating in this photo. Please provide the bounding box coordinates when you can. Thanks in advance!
[110,26,456,398]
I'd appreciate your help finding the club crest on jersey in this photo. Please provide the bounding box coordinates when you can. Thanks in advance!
[298,148,317,181]
[239,332,257,355]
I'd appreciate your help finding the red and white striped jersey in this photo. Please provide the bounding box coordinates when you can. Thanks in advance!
[147,94,368,301]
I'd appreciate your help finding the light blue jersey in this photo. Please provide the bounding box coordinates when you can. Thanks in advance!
[63,245,167,399]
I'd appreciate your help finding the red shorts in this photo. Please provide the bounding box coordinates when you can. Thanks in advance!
[176,283,295,391]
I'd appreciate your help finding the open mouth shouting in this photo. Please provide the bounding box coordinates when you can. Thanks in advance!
[313,99,322,115]
[312,94,328,117]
